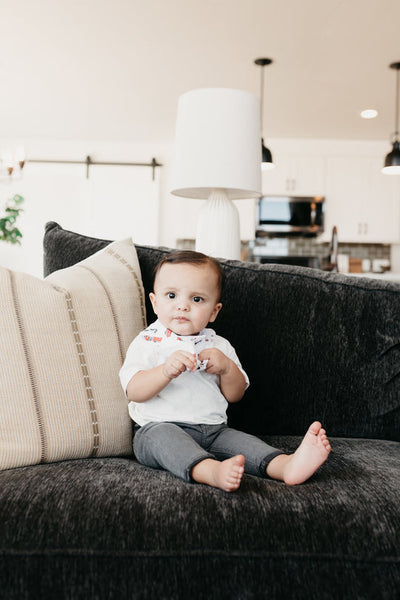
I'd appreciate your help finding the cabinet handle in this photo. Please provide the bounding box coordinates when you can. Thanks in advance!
[285,178,296,191]
[358,222,362,234]
[364,222,368,234]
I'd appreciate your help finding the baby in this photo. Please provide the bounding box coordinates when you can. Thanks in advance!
[119,250,331,492]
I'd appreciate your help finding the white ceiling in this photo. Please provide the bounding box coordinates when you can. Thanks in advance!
[1,0,399,144]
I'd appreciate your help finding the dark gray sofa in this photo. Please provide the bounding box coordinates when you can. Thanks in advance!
[0,221,399,600]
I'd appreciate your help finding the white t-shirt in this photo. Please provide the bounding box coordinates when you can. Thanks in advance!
[119,319,249,426]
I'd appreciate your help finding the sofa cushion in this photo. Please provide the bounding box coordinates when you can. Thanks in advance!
[0,436,399,599]
[0,238,146,470]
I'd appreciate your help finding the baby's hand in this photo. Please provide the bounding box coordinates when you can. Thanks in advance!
[163,350,197,379]
[198,348,231,376]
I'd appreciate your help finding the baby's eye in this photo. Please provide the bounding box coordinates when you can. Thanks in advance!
[167,292,176,299]
[192,296,203,303]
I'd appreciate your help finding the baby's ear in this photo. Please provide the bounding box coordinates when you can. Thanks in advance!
[209,302,222,323]
[149,292,157,314]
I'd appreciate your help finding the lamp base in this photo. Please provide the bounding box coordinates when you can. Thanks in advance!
[195,189,241,260]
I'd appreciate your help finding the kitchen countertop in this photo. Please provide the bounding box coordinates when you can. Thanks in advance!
[345,272,400,283]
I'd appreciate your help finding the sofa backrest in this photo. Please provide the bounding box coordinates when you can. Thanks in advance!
[44,222,400,441]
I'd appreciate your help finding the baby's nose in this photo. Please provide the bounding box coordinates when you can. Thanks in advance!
[177,298,190,310]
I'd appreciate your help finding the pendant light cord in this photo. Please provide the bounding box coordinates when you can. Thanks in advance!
[395,66,399,140]
[255,58,273,139]
[255,57,274,168]
[259,65,264,134]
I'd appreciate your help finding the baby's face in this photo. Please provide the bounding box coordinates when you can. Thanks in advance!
[149,262,222,336]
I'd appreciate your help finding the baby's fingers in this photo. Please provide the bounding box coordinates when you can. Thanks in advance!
[167,351,196,374]
[179,352,197,371]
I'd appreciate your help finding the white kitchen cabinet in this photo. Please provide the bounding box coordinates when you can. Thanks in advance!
[323,156,400,243]
[168,141,400,247]
[262,155,326,197]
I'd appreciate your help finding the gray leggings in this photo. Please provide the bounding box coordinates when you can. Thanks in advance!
[133,422,283,483]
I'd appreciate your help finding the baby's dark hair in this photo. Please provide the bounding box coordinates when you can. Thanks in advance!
[153,250,225,299]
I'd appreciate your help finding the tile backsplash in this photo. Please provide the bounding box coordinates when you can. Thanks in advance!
[277,237,390,267]
[176,237,391,271]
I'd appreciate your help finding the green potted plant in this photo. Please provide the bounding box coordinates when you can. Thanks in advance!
[0,194,24,245]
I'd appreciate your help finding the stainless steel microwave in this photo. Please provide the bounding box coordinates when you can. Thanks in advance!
[257,195,325,235]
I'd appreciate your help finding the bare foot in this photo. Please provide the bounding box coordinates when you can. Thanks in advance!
[283,421,331,485]
[267,422,331,485]
[191,455,245,492]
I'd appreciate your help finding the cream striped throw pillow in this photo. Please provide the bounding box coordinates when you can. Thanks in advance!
[0,238,146,470]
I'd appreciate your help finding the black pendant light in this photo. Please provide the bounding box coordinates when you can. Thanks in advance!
[255,58,275,170]
[382,61,400,174]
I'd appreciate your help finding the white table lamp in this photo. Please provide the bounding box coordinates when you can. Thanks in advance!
[171,88,262,260]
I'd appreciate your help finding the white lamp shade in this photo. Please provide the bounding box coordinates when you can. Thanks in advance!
[171,88,262,200]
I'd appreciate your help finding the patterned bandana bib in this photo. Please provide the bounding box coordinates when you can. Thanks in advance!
[142,320,215,371]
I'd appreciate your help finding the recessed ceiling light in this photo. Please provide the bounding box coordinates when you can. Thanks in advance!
[361,109,378,119]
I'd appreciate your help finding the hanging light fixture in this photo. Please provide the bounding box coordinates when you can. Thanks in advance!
[255,58,275,171]
[382,61,400,175]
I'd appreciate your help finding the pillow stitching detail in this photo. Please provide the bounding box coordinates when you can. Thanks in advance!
[78,264,125,366]
[52,284,100,458]
[105,246,147,330]
[8,269,48,464]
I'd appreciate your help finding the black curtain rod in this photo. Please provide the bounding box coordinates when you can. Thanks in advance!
[28,155,162,180]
